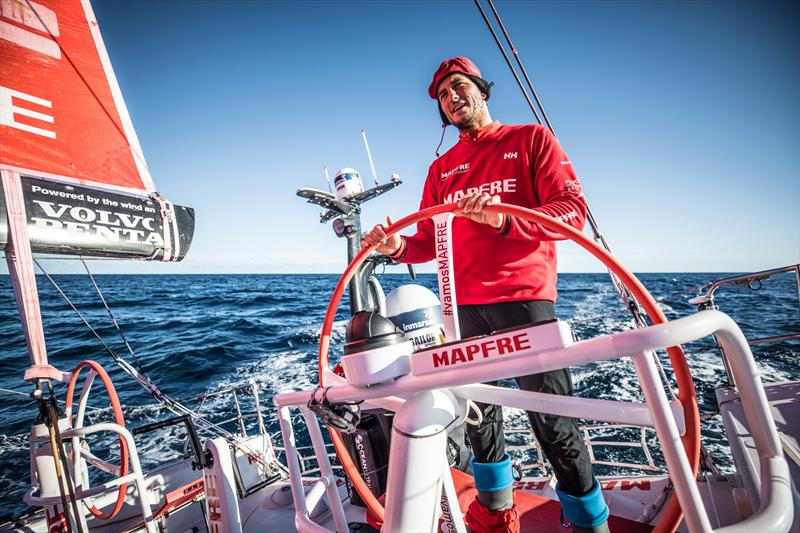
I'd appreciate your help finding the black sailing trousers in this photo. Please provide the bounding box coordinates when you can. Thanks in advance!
[458,300,595,497]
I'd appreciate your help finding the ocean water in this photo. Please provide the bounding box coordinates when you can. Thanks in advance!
[0,271,797,521]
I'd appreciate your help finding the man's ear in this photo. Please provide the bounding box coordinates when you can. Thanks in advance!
[480,93,487,100]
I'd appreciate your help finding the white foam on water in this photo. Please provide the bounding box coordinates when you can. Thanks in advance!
[0,432,27,457]
[0,433,31,507]
[288,318,349,346]
[658,301,677,314]
[134,424,187,469]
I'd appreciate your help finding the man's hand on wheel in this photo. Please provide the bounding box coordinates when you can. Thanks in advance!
[361,216,403,255]
[457,192,505,229]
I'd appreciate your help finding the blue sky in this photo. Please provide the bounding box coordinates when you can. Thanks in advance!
[23,1,800,273]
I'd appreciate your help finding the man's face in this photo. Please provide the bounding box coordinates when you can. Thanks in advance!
[437,73,488,130]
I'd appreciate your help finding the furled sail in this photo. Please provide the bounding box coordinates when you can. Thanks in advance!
[0,0,194,260]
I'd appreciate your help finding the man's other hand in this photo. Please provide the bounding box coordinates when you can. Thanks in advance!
[361,216,403,255]
[457,192,504,229]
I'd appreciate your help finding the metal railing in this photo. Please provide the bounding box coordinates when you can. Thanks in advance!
[25,422,157,533]
[690,264,800,385]
[180,379,283,477]
[506,423,662,475]
[274,311,794,532]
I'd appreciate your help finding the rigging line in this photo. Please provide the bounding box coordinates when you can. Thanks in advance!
[25,256,131,261]
[80,257,148,375]
[474,2,621,275]
[474,2,675,399]
[473,4,598,231]
[472,0,542,125]
[32,258,167,402]
[33,259,127,364]
[30,266,282,475]
[0,386,29,397]
[581,213,645,323]
[32,262,281,471]
[476,0,649,326]
[0,386,106,413]
[22,0,151,176]
[485,0,554,133]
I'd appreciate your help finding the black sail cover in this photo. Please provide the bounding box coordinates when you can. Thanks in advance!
[0,176,194,260]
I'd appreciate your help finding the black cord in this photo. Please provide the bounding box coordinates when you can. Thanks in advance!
[435,124,448,158]
[473,0,542,125]
[81,258,148,375]
[393,413,460,440]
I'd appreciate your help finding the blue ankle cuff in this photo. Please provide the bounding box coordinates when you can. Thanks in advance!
[470,454,513,493]
[556,480,609,528]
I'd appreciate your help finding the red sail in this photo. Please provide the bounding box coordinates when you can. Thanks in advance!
[0,0,155,195]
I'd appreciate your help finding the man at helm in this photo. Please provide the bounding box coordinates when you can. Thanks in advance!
[362,57,609,533]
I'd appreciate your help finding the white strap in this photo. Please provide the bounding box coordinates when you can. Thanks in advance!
[151,194,174,261]
[433,213,460,341]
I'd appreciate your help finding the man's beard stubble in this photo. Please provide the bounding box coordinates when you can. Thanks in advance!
[455,96,489,133]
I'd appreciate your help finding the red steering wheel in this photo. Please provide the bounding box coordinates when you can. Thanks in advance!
[318,203,700,533]
[65,360,130,520]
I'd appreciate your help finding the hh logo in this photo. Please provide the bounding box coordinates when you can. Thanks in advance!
[503,152,518,159]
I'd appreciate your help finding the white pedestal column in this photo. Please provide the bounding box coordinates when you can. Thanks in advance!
[382,389,460,532]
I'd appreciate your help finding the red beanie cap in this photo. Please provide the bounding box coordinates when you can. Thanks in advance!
[428,56,485,99]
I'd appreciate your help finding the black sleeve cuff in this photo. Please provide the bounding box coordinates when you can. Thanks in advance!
[496,214,512,236]
[388,237,407,262]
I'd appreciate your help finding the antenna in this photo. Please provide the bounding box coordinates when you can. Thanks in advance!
[361,129,380,186]
[323,165,333,193]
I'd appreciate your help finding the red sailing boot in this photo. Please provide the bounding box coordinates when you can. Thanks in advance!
[465,453,519,532]
[464,496,520,533]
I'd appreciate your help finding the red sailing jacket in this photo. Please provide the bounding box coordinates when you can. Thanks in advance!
[401,121,587,305]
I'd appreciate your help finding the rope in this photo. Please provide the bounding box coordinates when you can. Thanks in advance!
[47,381,84,533]
[472,0,542,125]
[474,0,677,401]
[0,386,30,397]
[484,0,552,131]
[80,258,148,375]
[32,258,132,370]
[31,260,283,477]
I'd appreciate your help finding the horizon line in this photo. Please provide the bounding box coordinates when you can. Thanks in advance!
[0,270,756,275]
